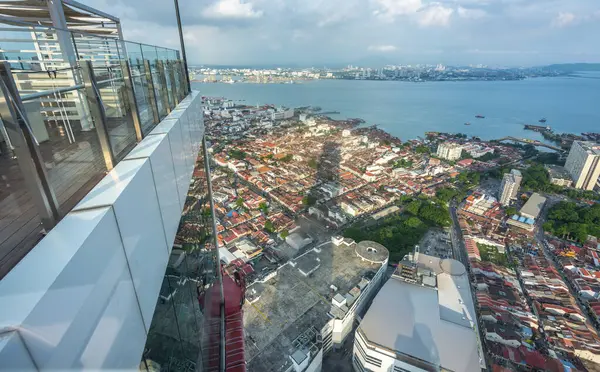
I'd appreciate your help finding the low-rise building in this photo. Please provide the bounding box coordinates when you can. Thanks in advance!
[353,253,483,372]
[546,164,573,187]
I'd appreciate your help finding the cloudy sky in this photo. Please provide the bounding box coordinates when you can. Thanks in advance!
[88,0,600,67]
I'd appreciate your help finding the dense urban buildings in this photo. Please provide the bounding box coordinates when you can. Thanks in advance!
[436,142,463,161]
[565,141,600,190]
[354,252,483,372]
[498,169,522,206]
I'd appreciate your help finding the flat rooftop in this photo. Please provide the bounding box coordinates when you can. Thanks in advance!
[545,164,571,179]
[358,253,482,372]
[243,241,383,371]
[520,192,547,220]
[576,141,600,155]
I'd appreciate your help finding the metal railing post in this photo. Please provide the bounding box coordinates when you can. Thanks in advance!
[80,61,116,170]
[166,61,178,110]
[155,60,171,114]
[144,59,160,124]
[0,62,60,229]
[120,60,143,141]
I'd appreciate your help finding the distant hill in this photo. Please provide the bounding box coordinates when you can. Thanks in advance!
[544,63,600,72]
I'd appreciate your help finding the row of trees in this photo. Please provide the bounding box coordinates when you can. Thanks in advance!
[522,164,599,201]
[543,201,600,243]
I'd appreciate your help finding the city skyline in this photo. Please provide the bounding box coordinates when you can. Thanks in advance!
[88,0,600,66]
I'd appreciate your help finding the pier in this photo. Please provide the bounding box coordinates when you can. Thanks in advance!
[496,136,565,152]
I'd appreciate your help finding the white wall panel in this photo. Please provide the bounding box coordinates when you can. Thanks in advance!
[0,331,37,370]
[73,159,169,330]
[148,118,189,209]
[170,109,195,177]
[2,207,145,369]
[125,134,182,250]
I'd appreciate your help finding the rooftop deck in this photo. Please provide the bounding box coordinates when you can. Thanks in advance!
[0,19,186,278]
[243,241,382,371]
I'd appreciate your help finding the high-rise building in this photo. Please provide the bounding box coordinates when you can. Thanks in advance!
[436,142,463,161]
[498,169,522,206]
[353,252,483,372]
[564,141,600,190]
[0,2,227,371]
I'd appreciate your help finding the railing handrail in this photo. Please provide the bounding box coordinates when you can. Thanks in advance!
[0,15,180,54]
[20,83,85,102]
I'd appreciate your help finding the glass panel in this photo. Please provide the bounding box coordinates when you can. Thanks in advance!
[95,65,138,160]
[142,149,221,371]
[172,61,181,103]
[16,81,108,214]
[158,48,174,110]
[0,25,66,71]
[73,34,121,71]
[0,114,43,279]
[142,45,166,119]
[125,42,154,135]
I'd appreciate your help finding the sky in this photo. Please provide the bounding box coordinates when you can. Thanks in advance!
[87,0,600,67]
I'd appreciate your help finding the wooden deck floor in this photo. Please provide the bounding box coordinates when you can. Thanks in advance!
[0,117,138,279]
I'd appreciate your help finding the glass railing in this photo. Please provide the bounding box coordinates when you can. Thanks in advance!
[0,21,190,279]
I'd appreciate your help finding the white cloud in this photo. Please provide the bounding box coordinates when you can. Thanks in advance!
[457,6,487,19]
[372,0,423,19]
[552,12,576,27]
[418,4,454,27]
[368,44,398,52]
[202,0,263,19]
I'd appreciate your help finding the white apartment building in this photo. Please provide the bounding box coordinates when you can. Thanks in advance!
[271,108,295,120]
[565,141,600,190]
[353,253,483,372]
[436,142,463,161]
[498,169,522,206]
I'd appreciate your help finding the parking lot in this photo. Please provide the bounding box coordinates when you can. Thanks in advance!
[419,228,453,259]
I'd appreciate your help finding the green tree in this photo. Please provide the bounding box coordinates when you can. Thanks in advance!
[415,145,430,154]
[405,217,423,228]
[229,149,246,160]
[506,207,517,216]
[280,229,289,239]
[264,220,274,233]
[406,200,422,215]
[302,195,317,206]
[258,201,268,214]
[308,158,318,169]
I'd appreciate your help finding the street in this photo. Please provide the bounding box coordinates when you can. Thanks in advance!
[449,202,468,266]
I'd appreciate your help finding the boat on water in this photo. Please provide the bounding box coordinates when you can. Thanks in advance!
[475,114,485,119]
[539,118,547,123]
[464,122,471,126]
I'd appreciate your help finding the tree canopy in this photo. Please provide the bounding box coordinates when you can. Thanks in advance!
[544,201,600,243]
[229,149,246,160]
[344,197,451,262]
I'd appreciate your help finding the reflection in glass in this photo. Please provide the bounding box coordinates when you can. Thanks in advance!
[142,146,223,371]
[95,66,138,160]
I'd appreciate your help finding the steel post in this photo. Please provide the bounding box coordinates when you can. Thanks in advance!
[81,61,116,169]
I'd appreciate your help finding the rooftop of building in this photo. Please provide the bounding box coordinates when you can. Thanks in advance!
[545,164,572,179]
[358,253,482,372]
[243,241,386,371]
[575,141,600,155]
[520,192,547,220]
